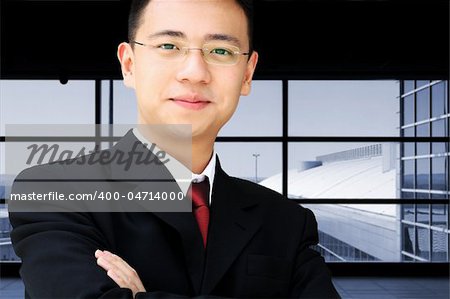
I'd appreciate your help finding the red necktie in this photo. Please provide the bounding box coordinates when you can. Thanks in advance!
[188,178,210,248]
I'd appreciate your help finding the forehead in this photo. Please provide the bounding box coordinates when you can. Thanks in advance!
[137,0,248,43]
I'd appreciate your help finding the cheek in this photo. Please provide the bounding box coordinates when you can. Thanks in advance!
[217,94,240,124]
[134,67,169,105]
[215,73,245,115]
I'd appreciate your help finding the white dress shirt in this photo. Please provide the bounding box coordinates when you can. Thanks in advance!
[132,128,216,205]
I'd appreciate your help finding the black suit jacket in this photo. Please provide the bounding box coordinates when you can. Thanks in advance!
[9,130,340,299]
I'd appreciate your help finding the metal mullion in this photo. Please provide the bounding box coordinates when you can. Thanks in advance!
[400,80,405,204]
[95,79,102,149]
[282,79,288,198]
[428,203,432,261]
[109,80,113,125]
[428,108,432,262]
[109,79,114,149]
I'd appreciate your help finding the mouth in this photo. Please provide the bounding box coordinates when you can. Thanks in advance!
[170,95,211,110]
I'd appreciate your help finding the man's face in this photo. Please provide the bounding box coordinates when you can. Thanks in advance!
[118,0,258,140]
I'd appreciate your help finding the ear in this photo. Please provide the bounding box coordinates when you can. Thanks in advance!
[240,51,259,96]
[117,42,136,89]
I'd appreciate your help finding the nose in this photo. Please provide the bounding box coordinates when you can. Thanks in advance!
[175,49,211,85]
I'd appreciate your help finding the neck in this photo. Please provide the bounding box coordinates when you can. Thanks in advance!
[191,137,214,174]
[135,122,216,174]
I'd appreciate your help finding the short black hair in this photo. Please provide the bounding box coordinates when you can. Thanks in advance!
[128,0,254,54]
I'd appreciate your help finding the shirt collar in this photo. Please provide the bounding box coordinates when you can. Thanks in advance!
[132,128,216,205]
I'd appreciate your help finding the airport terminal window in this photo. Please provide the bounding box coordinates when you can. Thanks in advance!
[214,143,282,184]
[0,80,95,136]
[1,79,449,264]
[288,80,400,137]
[0,80,96,262]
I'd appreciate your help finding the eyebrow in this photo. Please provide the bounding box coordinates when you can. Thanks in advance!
[204,34,242,47]
[146,30,242,47]
[147,30,186,40]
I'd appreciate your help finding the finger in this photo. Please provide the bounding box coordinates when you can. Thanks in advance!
[102,252,132,275]
[107,269,127,289]
[101,259,135,289]
[95,249,104,258]
[96,255,114,273]
[103,251,139,282]
[99,255,139,290]
[97,255,129,284]
[100,251,146,293]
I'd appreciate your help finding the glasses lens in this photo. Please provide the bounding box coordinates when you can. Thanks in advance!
[153,43,183,59]
[203,44,239,65]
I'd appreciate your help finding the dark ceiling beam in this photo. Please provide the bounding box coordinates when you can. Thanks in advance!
[1,0,448,80]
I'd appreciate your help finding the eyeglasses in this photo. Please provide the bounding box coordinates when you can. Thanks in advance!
[131,40,250,66]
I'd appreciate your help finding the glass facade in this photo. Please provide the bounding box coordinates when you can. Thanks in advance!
[400,80,450,262]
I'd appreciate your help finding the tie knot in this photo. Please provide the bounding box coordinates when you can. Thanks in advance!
[190,178,210,208]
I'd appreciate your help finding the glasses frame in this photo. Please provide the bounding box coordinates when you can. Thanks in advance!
[131,40,250,66]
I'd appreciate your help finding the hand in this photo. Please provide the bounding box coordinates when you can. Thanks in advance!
[95,249,146,298]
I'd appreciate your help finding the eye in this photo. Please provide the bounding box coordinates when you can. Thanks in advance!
[210,47,233,56]
[157,43,179,50]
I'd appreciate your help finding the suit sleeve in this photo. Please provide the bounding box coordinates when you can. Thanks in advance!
[288,208,341,299]
[9,166,134,299]
[10,209,228,299]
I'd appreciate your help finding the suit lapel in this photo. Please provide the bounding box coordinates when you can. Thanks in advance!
[109,130,205,294]
[152,211,205,294]
[201,160,262,294]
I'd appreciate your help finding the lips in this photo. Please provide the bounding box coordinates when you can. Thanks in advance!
[170,94,211,110]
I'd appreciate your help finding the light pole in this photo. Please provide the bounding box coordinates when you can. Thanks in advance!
[252,153,260,183]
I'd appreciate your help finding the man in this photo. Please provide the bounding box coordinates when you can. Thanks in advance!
[9,0,340,298]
